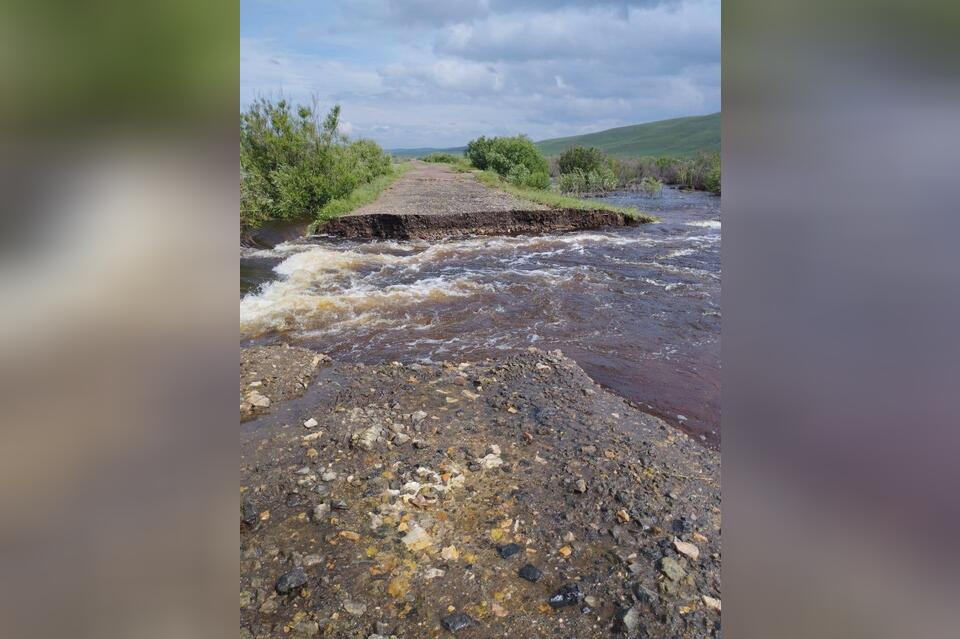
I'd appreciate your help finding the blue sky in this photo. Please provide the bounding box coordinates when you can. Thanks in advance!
[241,0,720,149]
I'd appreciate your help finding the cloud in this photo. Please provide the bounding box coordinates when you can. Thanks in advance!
[240,1,720,148]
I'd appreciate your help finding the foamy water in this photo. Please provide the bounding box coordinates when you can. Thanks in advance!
[241,186,721,445]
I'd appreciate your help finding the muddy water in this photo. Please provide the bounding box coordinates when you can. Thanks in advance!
[241,187,720,446]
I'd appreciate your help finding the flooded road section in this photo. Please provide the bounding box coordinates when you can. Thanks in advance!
[241,187,720,446]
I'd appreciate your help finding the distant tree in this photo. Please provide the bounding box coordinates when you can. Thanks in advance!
[557,146,604,175]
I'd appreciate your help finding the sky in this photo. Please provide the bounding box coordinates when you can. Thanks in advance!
[240,0,720,149]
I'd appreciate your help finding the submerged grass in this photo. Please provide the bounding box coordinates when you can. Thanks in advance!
[473,170,657,223]
[308,162,413,232]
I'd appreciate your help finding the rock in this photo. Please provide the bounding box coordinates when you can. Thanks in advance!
[413,439,428,449]
[258,595,279,614]
[352,425,383,451]
[633,583,658,604]
[331,499,348,510]
[293,619,319,636]
[275,567,307,594]
[673,537,700,561]
[240,627,253,639]
[402,524,433,551]
[312,503,330,522]
[412,410,427,424]
[321,470,337,482]
[387,576,409,599]
[339,530,360,541]
[616,509,631,523]
[241,498,258,527]
[393,433,411,445]
[619,605,642,633]
[558,545,572,557]
[247,390,270,408]
[303,554,323,567]
[571,479,587,494]
[240,590,254,608]
[581,445,597,455]
[702,595,721,612]
[548,583,584,609]
[303,417,318,428]
[424,568,446,579]
[518,563,542,582]
[342,600,367,616]
[497,543,522,559]
[476,453,503,470]
[441,545,460,561]
[486,444,501,456]
[659,556,686,581]
[440,612,473,632]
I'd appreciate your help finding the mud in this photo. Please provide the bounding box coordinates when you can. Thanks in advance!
[313,208,639,241]
[241,346,720,638]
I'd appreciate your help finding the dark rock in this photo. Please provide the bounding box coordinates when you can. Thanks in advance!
[633,583,658,604]
[241,498,258,527]
[440,612,474,632]
[497,543,522,559]
[331,500,348,510]
[518,563,542,582]
[618,605,642,633]
[548,583,584,609]
[275,567,307,594]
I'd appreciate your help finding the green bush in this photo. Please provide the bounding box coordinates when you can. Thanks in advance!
[240,98,392,228]
[557,146,604,175]
[464,135,549,187]
[556,165,617,195]
[639,176,663,197]
[422,152,460,163]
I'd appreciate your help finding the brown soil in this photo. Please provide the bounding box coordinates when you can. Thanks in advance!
[241,347,721,638]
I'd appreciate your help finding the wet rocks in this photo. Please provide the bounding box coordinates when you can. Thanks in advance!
[497,543,522,559]
[440,612,474,633]
[548,583,584,609]
[275,567,307,594]
[246,390,271,408]
[401,524,433,551]
[518,563,542,582]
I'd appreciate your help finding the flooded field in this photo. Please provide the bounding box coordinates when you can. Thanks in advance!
[241,187,720,446]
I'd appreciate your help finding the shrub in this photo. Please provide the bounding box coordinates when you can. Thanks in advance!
[240,98,392,228]
[639,176,663,197]
[557,146,604,175]
[464,135,549,186]
[422,152,460,163]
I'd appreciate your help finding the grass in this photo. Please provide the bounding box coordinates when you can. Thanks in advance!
[535,112,720,158]
[308,162,412,232]
[473,170,657,223]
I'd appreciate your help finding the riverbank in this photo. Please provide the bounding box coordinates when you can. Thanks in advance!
[241,345,720,638]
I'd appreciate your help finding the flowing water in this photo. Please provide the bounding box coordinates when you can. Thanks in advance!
[240,187,721,447]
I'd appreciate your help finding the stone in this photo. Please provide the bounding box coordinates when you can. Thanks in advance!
[247,390,270,408]
[352,425,382,451]
[241,498,258,527]
[572,479,587,493]
[339,530,360,541]
[387,576,408,599]
[673,538,700,561]
[412,410,427,423]
[659,556,686,581]
[440,612,473,632]
[402,524,433,551]
[497,543,522,559]
[393,433,411,445]
[518,563,542,582]
[303,417,318,428]
[619,605,642,633]
[702,595,721,612]
[342,600,367,616]
[548,583,584,609]
[293,619,319,636]
[441,545,460,561]
[321,470,337,482]
[616,509,631,523]
[423,568,445,579]
[312,503,330,522]
[303,554,323,567]
[633,583,658,604]
[275,567,307,594]
[477,453,503,470]
[558,545,572,557]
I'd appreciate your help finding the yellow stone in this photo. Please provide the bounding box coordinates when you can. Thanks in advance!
[490,528,506,542]
[366,546,379,558]
[387,577,409,599]
[558,545,572,557]
[259,510,270,521]
[339,530,360,541]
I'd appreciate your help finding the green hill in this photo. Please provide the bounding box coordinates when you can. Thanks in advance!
[389,112,719,159]
[535,112,719,158]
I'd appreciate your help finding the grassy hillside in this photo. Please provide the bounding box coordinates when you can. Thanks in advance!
[390,146,465,158]
[535,112,719,158]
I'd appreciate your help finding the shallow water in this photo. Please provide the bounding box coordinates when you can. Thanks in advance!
[240,186,721,446]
